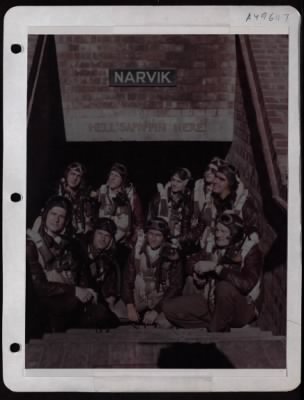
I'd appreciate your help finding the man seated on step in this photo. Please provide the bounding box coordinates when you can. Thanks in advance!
[163,211,263,332]
[122,218,184,328]
[79,217,125,320]
[26,195,119,332]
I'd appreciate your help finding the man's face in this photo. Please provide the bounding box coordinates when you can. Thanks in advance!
[213,172,230,197]
[107,170,123,190]
[66,169,82,189]
[171,174,187,193]
[204,163,218,183]
[45,206,67,234]
[215,222,231,248]
[93,229,112,250]
[147,229,164,249]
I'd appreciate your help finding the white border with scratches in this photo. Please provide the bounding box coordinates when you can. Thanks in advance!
[2,5,301,392]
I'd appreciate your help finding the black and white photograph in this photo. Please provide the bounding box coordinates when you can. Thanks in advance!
[2,5,301,392]
[25,32,288,369]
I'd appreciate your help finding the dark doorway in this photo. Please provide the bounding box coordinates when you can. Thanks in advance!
[63,140,232,215]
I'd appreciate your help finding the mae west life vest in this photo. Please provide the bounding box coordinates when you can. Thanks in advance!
[27,228,76,285]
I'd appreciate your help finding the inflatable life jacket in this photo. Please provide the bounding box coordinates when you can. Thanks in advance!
[26,228,76,285]
[98,184,133,242]
[58,180,93,234]
[192,178,214,226]
[157,186,191,238]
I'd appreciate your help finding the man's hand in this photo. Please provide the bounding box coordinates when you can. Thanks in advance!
[127,303,140,322]
[143,310,158,325]
[75,287,97,304]
[194,260,216,276]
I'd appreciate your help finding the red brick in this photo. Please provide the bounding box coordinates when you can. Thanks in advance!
[274,140,288,147]
[277,149,288,155]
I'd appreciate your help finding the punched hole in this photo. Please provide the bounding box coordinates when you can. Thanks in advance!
[11,44,22,54]
[10,193,22,202]
[10,343,21,353]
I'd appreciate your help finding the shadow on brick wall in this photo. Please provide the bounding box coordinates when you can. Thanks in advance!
[226,36,287,335]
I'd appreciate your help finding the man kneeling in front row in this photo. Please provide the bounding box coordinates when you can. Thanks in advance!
[123,218,184,327]
[26,196,119,332]
[163,211,263,332]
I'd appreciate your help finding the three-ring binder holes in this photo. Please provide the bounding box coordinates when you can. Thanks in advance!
[11,44,22,54]
[11,193,22,202]
[10,343,20,353]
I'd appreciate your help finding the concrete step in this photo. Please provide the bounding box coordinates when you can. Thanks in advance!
[41,325,277,344]
[26,326,286,369]
[26,336,286,369]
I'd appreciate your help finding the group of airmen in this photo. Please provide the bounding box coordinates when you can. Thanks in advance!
[26,157,263,334]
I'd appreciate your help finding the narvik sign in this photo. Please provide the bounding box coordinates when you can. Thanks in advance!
[109,69,176,86]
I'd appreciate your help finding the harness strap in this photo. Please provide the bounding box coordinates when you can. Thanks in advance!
[27,229,54,266]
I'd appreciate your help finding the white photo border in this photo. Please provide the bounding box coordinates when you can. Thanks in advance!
[2,5,301,392]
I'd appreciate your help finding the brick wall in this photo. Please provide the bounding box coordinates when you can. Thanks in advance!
[249,35,288,193]
[249,35,288,335]
[53,35,236,141]
[226,65,275,254]
[226,36,287,335]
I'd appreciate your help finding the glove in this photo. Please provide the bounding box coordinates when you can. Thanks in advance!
[32,216,42,233]
[127,304,139,322]
[27,228,43,248]
[75,287,97,304]
[143,310,158,325]
[194,260,216,275]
